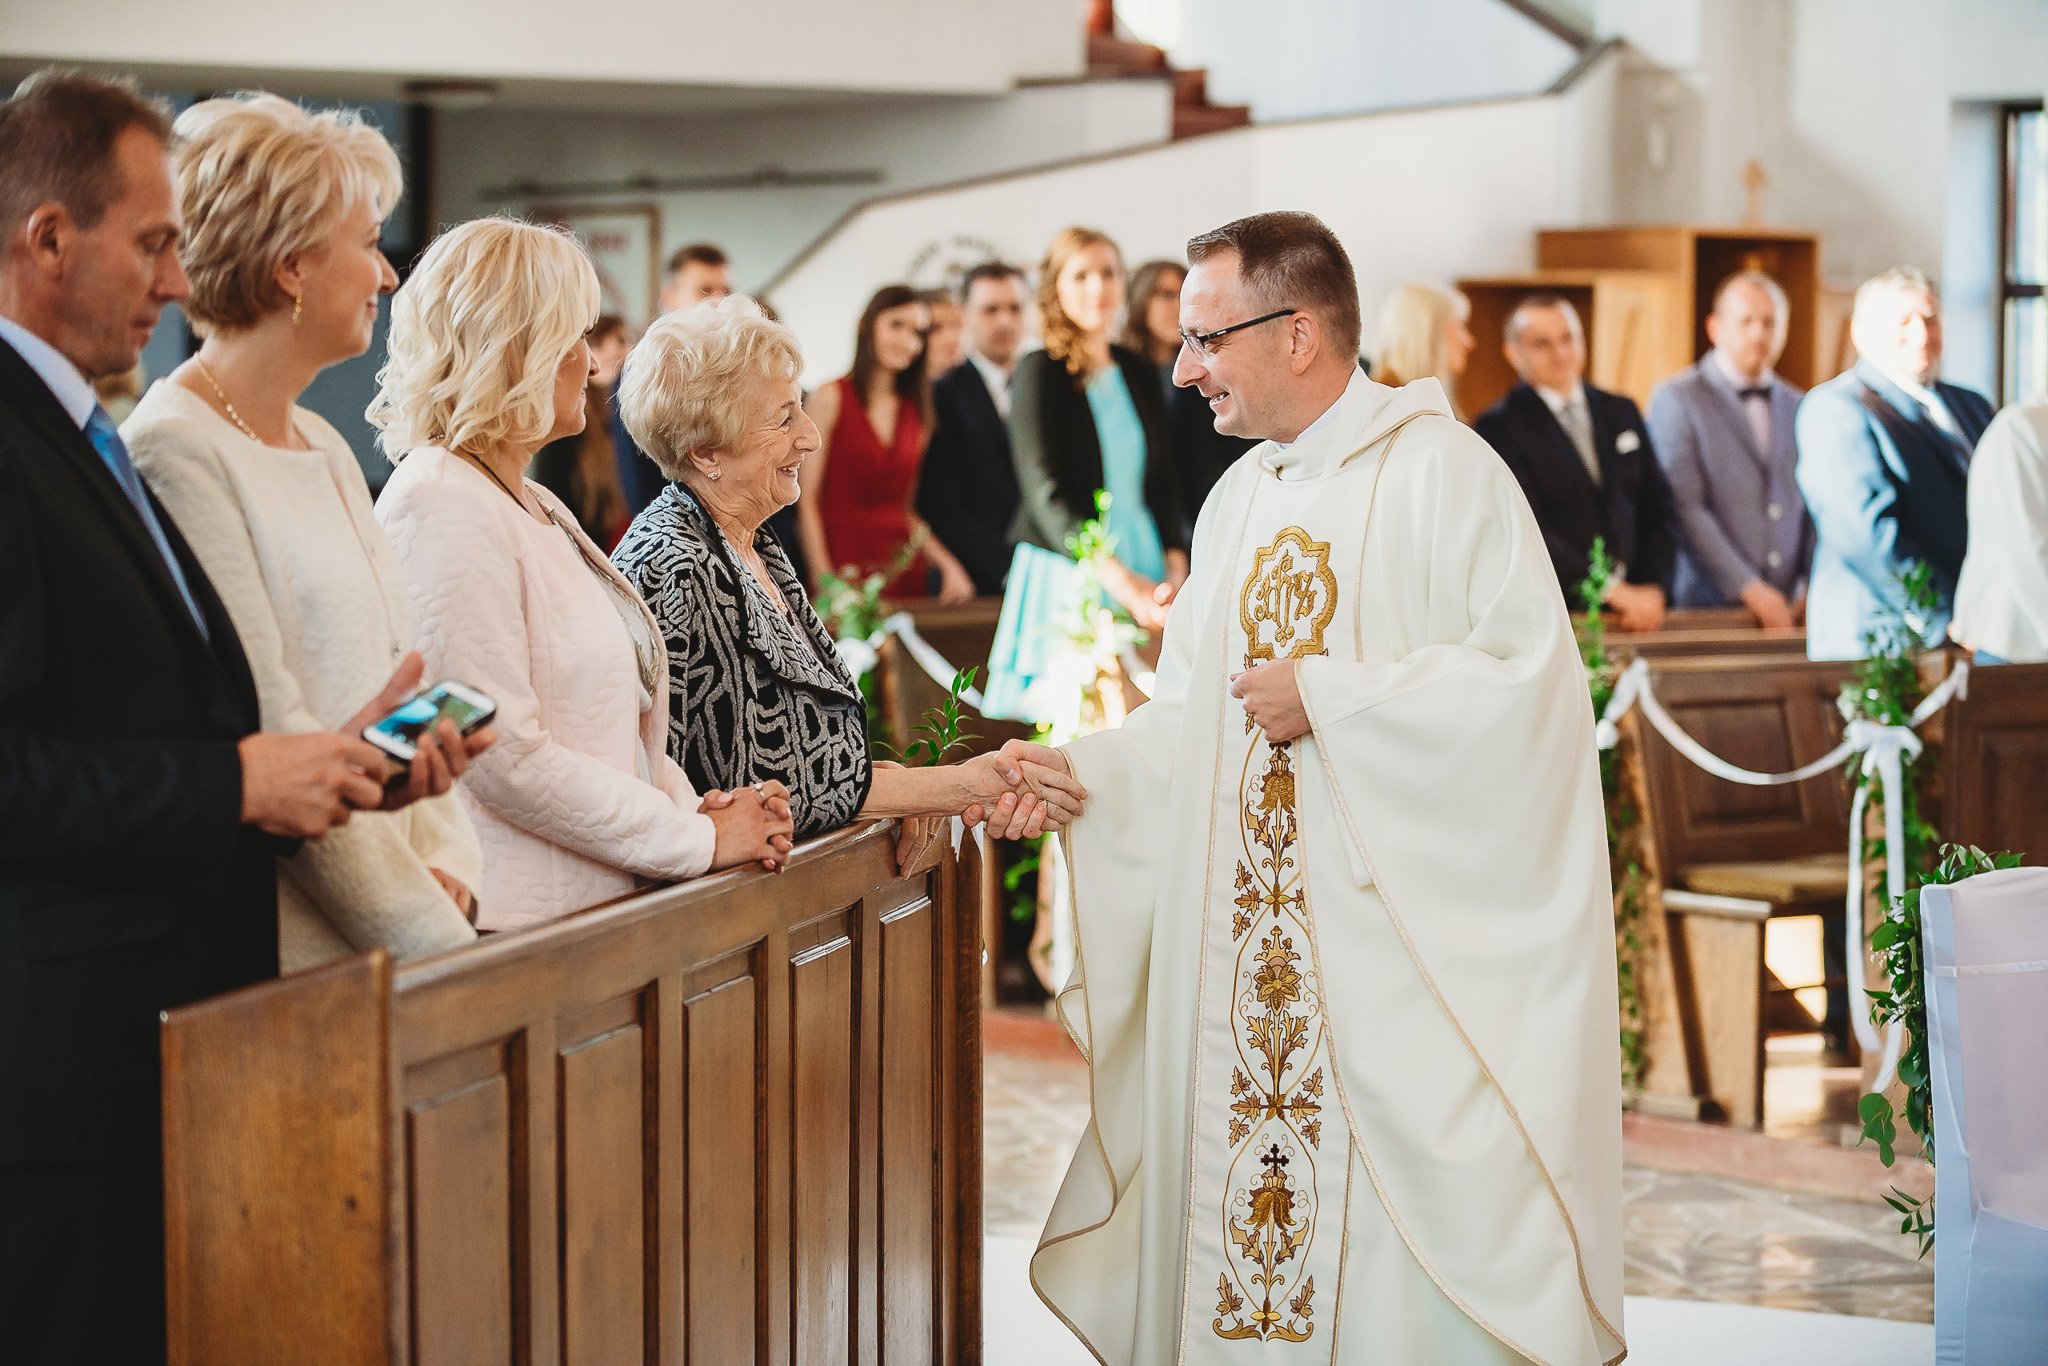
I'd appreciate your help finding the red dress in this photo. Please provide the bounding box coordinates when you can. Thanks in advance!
[817,375,930,598]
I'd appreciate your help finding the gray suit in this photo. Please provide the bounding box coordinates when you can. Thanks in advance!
[1646,356,1813,609]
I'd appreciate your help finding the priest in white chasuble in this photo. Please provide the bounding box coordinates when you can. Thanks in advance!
[1008,212,1626,1365]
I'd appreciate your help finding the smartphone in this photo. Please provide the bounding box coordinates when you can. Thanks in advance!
[362,680,497,764]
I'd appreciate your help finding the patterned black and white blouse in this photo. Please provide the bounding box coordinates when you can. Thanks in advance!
[612,484,873,839]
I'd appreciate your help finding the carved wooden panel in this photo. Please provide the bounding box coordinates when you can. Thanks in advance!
[164,823,977,1366]
[407,1049,520,1366]
[878,895,940,1361]
[1942,661,2048,864]
[557,992,652,1365]
[789,912,861,1366]
[680,966,761,1365]
[1637,659,1855,870]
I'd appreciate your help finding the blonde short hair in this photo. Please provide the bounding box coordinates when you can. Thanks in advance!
[1371,281,1469,390]
[368,217,599,462]
[618,295,803,481]
[173,92,402,333]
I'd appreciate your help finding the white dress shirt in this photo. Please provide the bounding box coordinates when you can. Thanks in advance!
[1710,348,1778,456]
[0,312,95,430]
[969,352,1013,419]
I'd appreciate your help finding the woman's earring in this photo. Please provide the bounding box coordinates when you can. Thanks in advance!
[708,465,721,481]
[291,294,303,326]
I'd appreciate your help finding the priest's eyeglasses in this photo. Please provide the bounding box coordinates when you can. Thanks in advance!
[1177,307,1299,359]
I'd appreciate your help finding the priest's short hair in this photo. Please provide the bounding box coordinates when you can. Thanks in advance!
[1185,210,1362,360]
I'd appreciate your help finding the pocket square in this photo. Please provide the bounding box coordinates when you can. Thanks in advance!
[1616,430,1642,455]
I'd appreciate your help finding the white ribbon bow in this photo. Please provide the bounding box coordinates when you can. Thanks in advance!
[1597,657,1971,1091]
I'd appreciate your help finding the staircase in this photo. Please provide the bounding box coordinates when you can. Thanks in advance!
[1086,31,1252,141]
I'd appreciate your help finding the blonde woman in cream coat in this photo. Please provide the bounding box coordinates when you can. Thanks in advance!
[126,93,485,970]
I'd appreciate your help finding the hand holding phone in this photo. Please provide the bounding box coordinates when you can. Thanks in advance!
[362,680,498,763]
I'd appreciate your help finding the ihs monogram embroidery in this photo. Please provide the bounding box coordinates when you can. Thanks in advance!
[1213,527,1337,1345]
[1239,526,1338,665]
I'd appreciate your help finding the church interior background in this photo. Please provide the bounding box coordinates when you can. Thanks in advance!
[7,0,2045,1360]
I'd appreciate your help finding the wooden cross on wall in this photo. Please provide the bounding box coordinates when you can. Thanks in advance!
[1741,160,1768,226]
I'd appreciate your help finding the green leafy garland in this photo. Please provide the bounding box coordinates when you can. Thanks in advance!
[1573,538,1649,1090]
[1865,843,2022,1256]
[1843,561,2019,1255]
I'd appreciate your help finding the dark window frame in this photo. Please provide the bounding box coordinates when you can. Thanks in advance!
[1998,100,2045,404]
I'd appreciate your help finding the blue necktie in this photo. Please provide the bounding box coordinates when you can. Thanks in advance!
[84,406,210,640]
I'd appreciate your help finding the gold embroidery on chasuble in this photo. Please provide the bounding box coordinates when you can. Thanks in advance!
[1210,527,1340,1346]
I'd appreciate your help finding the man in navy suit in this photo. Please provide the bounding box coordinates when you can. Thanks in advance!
[0,71,484,1365]
[1647,271,1814,624]
[917,261,1027,596]
[1474,294,1678,631]
[1796,268,1994,659]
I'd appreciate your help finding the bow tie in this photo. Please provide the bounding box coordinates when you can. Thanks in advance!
[1737,385,1771,401]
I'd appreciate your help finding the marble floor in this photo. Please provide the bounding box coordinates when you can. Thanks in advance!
[981,1022,1936,1334]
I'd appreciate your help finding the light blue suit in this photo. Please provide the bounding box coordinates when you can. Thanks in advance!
[1647,356,1812,609]
[1794,361,1994,659]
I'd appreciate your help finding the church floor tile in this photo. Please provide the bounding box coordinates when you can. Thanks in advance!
[982,1016,1934,1325]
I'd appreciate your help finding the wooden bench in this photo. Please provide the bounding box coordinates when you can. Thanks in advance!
[1623,655,1858,1127]
[1937,658,2048,868]
[161,821,983,1365]
[1601,606,1810,660]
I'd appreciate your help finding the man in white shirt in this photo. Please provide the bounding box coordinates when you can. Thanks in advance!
[1795,267,1994,659]
[917,262,1027,594]
[1647,271,1814,624]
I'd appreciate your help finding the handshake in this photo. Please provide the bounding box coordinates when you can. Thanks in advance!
[869,739,1087,875]
[958,739,1086,839]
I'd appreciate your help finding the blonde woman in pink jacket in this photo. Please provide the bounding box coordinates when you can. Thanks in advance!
[371,218,801,928]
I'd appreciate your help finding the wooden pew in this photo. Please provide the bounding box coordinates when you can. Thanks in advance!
[875,597,1032,761]
[1937,659,2048,868]
[161,821,983,1366]
[1623,655,1858,1127]
[1601,606,1809,660]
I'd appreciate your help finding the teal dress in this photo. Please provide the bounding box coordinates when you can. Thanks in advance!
[1085,367,1167,582]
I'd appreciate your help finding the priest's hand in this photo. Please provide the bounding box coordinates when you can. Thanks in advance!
[1231,659,1310,743]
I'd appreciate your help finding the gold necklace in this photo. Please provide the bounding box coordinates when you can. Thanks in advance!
[192,358,263,443]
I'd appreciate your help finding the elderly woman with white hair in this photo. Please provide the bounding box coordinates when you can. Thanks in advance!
[611,296,1085,847]
[124,92,490,970]
[372,218,795,930]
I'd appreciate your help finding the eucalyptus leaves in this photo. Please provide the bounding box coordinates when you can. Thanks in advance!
[1574,538,1650,1090]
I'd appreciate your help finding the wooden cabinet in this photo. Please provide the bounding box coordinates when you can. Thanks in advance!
[1457,225,1822,417]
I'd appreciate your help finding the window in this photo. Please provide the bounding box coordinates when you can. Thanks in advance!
[2001,103,2046,402]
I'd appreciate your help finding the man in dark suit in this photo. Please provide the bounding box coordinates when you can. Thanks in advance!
[1474,293,1678,631]
[916,261,1027,595]
[1796,267,1995,660]
[1647,271,1813,624]
[0,72,484,1366]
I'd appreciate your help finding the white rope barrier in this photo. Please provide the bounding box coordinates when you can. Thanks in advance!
[832,612,986,710]
[1596,657,1971,1090]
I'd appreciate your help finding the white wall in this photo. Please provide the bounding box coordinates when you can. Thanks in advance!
[0,0,1078,98]
[1122,0,1581,121]
[765,49,1621,386]
[1601,0,2047,279]
[1597,0,2048,397]
[434,81,1175,297]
